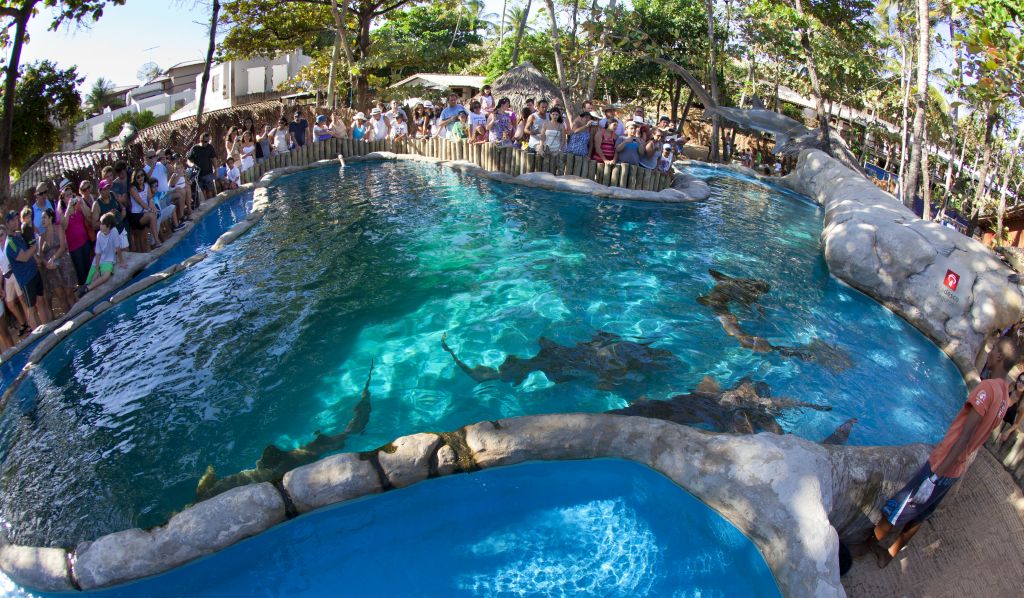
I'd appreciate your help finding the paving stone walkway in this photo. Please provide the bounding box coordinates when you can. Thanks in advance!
[842,449,1024,597]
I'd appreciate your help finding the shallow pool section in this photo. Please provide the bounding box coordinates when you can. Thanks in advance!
[9,459,780,597]
[0,161,966,547]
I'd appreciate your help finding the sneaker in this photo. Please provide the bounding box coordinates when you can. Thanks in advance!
[75,285,89,299]
[174,222,187,231]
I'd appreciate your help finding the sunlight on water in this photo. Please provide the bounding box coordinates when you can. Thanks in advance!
[0,161,965,548]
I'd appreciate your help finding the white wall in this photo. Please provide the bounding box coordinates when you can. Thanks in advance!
[73,88,196,148]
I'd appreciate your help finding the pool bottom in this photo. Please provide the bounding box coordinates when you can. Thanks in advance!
[18,459,780,597]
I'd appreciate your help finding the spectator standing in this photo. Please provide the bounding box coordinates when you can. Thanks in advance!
[225,157,241,189]
[639,130,660,170]
[167,160,193,224]
[5,212,49,327]
[478,85,495,115]
[269,118,290,154]
[390,113,409,140]
[599,106,625,136]
[486,97,516,146]
[539,107,566,154]
[94,180,127,267]
[242,116,264,162]
[330,113,348,139]
[592,118,618,164]
[186,133,217,198]
[868,337,1019,568]
[289,110,309,148]
[38,208,76,313]
[385,100,407,123]
[351,113,369,141]
[368,107,390,141]
[62,186,93,286]
[468,100,488,143]
[525,99,550,152]
[450,112,469,140]
[31,182,56,235]
[437,93,467,137]
[657,143,675,173]
[0,219,28,335]
[239,132,257,171]
[224,126,241,165]
[312,115,331,142]
[128,169,160,250]
[257,125,273,160]
[565,110,594,156]
[616,122,643,165]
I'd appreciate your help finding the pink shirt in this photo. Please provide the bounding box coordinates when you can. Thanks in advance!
[65,203,89,251]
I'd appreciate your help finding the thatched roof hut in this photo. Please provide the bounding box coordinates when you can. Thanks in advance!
[491,62,563,110]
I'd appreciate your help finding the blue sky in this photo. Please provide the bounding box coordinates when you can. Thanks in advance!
[22,1,216,89]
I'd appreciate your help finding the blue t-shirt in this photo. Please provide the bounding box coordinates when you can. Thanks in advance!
[440,105,467,133]
[5,234,37,288]
[32,200,53,235]
[289,119,309,147]
[217,165,227,178]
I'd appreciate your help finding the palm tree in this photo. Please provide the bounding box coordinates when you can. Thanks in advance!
[510,0,533,65]
[85,77,115,115]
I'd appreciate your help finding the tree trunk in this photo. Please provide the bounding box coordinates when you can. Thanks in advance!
[902,0,929,209]
[542,0,572,112]
[704,0,720,162]
[995,126,1024,246]
[968,107,997,236]
[329,0,356,108]
[511,0,532,66]
[0,2,34,200]
[585,0,616,101]
[921,125,931,221]
[792,0,830,154]
[773,59,781,112]
[942,5,962,208]
[680,88,694,132]
[670,78,683,124]
[196,0,220,132]
[355,6,373,108]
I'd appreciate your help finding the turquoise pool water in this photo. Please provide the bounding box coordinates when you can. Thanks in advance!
[0,161,964,547]
[11,459,782,597]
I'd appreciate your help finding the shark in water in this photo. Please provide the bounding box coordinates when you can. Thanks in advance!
[195,361,374,502]
[606,376,832,434]
[697,269,852,373]
[441,331,680,390]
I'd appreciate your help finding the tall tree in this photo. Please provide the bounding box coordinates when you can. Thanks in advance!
[585,0,615,101]
[901,0,930,208]
[5,61,82,172]
[0,0,125,200]
[541,0,571,110]
[196,0,219,130]
[704,0,720,161]
[791,0,830,153]
[995,125,1023,245]
[84,76,115,114]
[510,0,532,65]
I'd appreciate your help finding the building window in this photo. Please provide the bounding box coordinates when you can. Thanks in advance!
[211,74,220,92]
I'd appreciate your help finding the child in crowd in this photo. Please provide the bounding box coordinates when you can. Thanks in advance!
[77,213,118,296]
[225,157,240,189]
[658,143,675,173]
[451,112,469,140]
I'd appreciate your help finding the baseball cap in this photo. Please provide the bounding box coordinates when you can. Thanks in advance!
[293,110,301,117]
[423,101,434,108]
[659,116,670,122]
[316,114,327,123]
[144,149,157,158]
[663,143,672,149]
[98,179,111,190]
[4,210,17,223]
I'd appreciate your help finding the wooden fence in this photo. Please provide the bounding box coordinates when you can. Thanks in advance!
[240,137,676,192]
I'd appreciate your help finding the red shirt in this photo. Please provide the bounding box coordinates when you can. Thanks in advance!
[929,378,1009,478]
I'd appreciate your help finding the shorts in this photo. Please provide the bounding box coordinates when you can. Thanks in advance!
[20,274,43,308]
[4,274,21,299]
[86,262,115,286]
[199,173,215,193]
[881,461,957,527]
[127,212,145,229]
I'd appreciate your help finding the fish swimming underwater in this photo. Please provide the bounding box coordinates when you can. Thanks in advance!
[195,361,374,502]
[441,331,681,390]
[698,269,852,373]
[606,376,831,434]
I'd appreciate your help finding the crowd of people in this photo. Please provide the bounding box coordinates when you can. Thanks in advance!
[252,89,691,176]
[0,148,200,349]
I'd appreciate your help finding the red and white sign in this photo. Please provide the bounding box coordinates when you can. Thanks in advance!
[944,269,960,291]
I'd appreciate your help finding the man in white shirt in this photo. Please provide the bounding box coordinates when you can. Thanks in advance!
[369,107,390,141]
[143,149,170,194]
[384,100,407,124]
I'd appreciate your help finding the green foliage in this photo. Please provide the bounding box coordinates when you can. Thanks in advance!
[369,4,484,77]
[102,109,157,139]
[84,76,115,114]
[482,32,555,81]
[955,0,1024,110]
[218,0,333,61]
[1,60,82,171]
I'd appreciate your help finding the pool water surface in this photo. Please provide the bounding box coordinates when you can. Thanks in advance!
[0,161,964,547]
[13,459,782,597]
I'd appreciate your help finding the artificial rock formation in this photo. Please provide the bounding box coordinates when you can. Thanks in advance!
[781,149,1024,380]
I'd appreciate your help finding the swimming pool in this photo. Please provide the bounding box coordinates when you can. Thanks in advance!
[0,161,964,548]
[7,459,781,597]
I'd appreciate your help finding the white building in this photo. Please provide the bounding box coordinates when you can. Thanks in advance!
[169,49,311,121]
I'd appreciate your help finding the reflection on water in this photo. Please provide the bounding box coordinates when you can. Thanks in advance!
[0,161,964,547]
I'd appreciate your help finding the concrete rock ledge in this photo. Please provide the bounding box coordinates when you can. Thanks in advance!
[3,414,929,597]
[780,149,1024,380]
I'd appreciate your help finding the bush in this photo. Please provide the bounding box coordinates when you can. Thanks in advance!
[102,110,158,139]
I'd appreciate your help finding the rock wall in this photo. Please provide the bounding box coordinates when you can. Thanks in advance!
[781,149,1024,381]
[1,414,928,598]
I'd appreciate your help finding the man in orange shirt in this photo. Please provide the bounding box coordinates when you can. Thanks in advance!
[870,336,1019,568]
